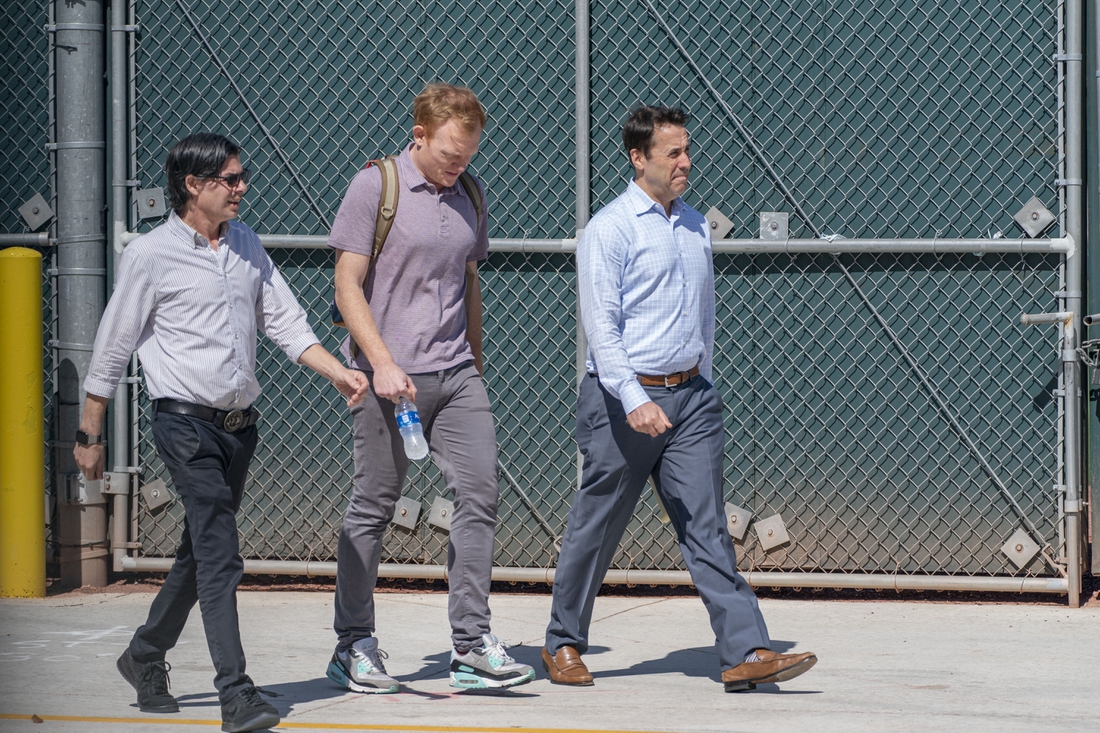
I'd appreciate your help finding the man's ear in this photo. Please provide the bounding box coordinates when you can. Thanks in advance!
[412,124,427,147]
[184,174,203,199]
[629,147,647,174]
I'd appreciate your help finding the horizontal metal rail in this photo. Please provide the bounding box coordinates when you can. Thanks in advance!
[119,232,1072,254]
[0,233,51,247]
[120,557,1068,594]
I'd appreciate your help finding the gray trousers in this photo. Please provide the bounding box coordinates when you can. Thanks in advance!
[546,373,770,670]
[334,361,499,653]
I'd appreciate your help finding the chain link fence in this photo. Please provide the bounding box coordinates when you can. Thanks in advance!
[64,0,1067,581]
[1,0,58,564]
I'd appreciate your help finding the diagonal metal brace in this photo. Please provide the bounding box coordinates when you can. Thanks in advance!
[175,0,330,230]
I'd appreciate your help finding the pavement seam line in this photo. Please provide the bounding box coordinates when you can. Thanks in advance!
[0,713,676,733]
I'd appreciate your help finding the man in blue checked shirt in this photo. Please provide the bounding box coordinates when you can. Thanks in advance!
[543,106,817,693]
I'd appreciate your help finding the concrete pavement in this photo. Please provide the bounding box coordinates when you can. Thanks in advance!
[0,590,1097,732]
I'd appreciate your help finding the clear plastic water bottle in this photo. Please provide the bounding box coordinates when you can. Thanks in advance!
[395,397,429,460]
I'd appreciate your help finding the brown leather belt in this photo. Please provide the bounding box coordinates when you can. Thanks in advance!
[636,366,699,387]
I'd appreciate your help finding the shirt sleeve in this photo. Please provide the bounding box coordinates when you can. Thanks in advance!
[328,168,381,256]
[578,217,650,414]
[83,245,157,399]
[254,242,321,364]
[700,232,715,383]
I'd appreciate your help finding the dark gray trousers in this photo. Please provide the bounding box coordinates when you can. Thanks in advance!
[334,361,499,653]
[129,413,257,703]
[546,373,770,670]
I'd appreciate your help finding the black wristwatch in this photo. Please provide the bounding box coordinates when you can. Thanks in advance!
[75,430,102,446]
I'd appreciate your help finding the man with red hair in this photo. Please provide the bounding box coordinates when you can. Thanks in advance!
[327,83,534,692]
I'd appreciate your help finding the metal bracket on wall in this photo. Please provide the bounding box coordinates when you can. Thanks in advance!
[391,496,421,531]
[18,193,53,231]
[760,212,789,240]
[427,496,454,532]
[724,502,752,543]
[1001,528,1041,570]
[136,187,166,220]
[1013,196,1056,238]
[140,478,173,515]
[705,207,733,240]
[753,514,791,553]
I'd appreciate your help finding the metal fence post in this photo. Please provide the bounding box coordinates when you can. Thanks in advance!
[54,0,108,588]
[1088,0,1100,577]
[575,0,590,489]
[109,0,133,573]
[1063,0,1086,607]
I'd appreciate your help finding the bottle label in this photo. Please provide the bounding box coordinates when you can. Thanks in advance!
[396,411,421,429]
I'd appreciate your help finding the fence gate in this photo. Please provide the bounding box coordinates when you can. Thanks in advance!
[27,0,1089,595]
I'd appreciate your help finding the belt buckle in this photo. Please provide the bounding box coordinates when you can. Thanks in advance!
[664,374,673,388]
[223,409,245,432]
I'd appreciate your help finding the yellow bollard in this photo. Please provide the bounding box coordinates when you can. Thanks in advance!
[0,247,46,598]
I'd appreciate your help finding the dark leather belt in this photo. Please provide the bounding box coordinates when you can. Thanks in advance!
[153,399,259,432]
[590,366,700,388]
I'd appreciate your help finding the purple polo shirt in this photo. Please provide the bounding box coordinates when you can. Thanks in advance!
[328,144,489,373]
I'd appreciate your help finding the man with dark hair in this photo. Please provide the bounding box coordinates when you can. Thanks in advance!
[74,132,369,732]
[326,82,534,692]
[542,106,818,692]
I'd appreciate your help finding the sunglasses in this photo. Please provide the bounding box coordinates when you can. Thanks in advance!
[204,168,252,189]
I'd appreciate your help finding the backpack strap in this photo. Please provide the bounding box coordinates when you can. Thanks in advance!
[367,155,400,269]
[457,171,484,230]
[336,155,401,358]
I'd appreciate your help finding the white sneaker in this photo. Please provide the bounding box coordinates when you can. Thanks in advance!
[326,637,399,693]
[449,634,536,689]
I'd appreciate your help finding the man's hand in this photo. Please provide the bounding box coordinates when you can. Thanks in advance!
[332,367,370,406]
[74,443,105,481]
[626,402,672,437]
[372,361,416,403]
[73,393,109,481]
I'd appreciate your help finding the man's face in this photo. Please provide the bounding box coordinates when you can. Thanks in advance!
[187,154,248,225]
[631,124,691,205]
[411,119,482,189]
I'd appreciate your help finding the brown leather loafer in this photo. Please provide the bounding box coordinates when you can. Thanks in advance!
[721,649,817,692]
[542,646,594,686]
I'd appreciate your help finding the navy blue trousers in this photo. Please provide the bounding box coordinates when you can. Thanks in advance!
[546,373,770,670]
[128,412,257,703]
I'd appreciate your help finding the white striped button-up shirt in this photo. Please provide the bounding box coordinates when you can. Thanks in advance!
[579,180,715,415]
[84,211,321,410]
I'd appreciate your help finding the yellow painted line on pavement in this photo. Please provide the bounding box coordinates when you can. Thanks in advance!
[0,713,672,733]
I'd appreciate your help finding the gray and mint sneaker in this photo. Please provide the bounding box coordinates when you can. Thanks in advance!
[326,637,399,694]
[449,634,536,690]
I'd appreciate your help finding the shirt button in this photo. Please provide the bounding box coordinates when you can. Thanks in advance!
[235,334,239,340]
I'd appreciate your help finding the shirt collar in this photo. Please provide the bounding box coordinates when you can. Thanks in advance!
[168,210,230,250]
[627,179,683,219]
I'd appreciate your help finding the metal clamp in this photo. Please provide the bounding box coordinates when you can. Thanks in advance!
[1055,179,1083,187]
[48,339,95,352]
[111,25,141,32]
[55,234,107,246]
[47,267,106,277]
[46,141,106,151]
[46,23,105,32]
[1052,53,1083,62]
[1063,499,1083,513]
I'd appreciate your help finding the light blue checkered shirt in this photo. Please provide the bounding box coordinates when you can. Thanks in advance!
[579,180,715,414]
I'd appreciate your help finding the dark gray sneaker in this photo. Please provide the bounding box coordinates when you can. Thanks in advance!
[116,649,179,713]
[220,687,280,733]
